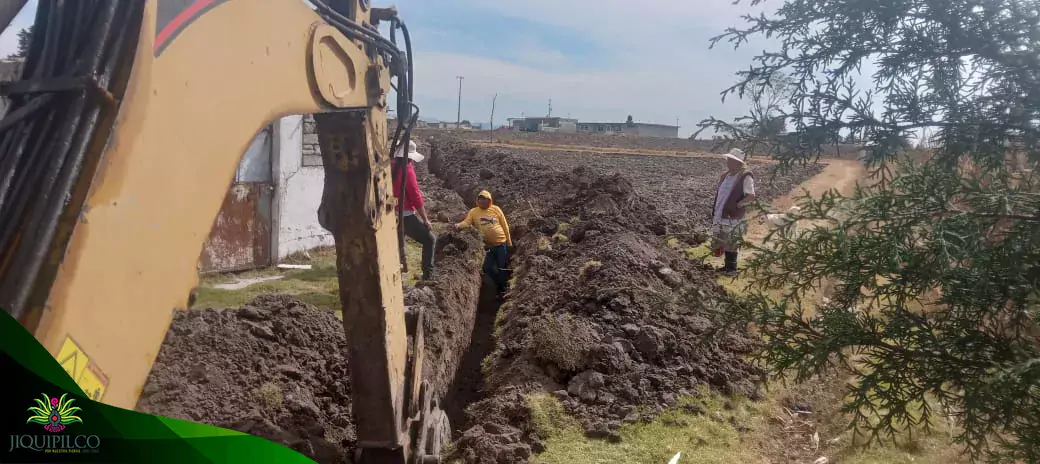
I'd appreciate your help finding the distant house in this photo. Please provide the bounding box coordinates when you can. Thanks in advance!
[429,121,476,130]
[507,116,679,138]
[507,117,578,133]
[577,121,679,138]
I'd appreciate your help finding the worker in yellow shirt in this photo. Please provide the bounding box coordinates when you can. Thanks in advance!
[456,190,513,297]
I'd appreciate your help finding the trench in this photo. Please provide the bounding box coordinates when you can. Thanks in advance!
[442,277,501,437]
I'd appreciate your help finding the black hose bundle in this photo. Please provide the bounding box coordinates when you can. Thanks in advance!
[0,0,145,320]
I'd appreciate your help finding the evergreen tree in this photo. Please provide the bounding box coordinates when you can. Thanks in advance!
[699,0,1040,460]
[8,25,32,59]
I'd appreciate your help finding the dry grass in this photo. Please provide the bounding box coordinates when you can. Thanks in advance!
[252,382,284,410]
[751,370,967,464]
[530,314,597,372]
[527,371,967,464]
[578,260,602,280]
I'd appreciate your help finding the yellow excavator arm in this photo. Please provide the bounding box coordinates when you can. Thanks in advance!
[0,0,440,462]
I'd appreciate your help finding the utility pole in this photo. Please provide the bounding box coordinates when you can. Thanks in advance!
[489,93,498,144]
[455,76,464,128]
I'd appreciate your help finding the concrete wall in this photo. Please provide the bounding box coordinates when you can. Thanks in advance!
[633,125,679,138]
[576,122,678,138]
[0,59,24,117]
[272,114,332,259]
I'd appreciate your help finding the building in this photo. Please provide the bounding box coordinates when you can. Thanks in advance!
[0,58,24,116]
[508,117,578,133]
[198,114,333,273]
[507,116,679,138]
[200,112,489,274]
[577,121,679,138]
[428,121,478,130]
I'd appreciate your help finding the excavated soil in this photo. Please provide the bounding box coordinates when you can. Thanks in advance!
[502,148,824,232]
[424,129,865,159]
[423,136,823,463]
[136,295,355,463]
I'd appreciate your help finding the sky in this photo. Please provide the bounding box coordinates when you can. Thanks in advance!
[0,0,780,138]
[0,0,35,58]
[389,0,774,137]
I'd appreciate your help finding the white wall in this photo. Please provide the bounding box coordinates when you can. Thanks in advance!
[273,115,332,259]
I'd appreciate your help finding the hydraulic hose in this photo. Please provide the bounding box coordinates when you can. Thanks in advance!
[0,0,145,320]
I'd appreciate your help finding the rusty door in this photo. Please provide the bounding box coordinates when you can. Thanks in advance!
[199,126,275,273]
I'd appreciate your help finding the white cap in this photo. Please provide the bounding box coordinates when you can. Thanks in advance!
[395,140,425,163]
[723,148,746,164]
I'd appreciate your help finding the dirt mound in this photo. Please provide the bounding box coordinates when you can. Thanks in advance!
[495,147,826,233]
[425,137,669,236]
[423,128,866,159]
[136,295,355,464]
[427,136,765,461]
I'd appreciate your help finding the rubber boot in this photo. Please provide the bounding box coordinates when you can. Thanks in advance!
[723,252,739,276]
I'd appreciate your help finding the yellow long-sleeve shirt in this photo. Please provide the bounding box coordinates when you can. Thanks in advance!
[457,191,512,247]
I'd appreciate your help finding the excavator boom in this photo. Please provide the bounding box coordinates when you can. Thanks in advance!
[0,0,440,462]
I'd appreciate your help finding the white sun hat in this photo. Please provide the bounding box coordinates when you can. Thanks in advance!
[723,148,746,164]
[395,140,425,163]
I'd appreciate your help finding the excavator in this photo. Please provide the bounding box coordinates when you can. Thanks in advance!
[0,0,446,462]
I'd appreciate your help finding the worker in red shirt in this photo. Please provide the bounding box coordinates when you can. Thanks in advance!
[392,140,436,281]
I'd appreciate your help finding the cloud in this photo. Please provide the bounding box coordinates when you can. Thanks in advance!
[396,0,776,136]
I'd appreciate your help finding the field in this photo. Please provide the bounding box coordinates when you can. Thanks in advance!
[133,132,961,464]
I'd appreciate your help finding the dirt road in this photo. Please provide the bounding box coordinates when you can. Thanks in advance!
[745,158,866,244]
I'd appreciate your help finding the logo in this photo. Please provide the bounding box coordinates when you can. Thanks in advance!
[26,393,82,433]
[8,393,100,454]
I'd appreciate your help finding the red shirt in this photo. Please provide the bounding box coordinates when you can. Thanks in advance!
[392,162,424,212]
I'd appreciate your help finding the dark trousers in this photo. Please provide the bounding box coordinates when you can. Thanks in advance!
[402,215,436,279]
[484,244,510,292]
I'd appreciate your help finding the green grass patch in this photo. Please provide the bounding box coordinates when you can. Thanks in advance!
[684,243,712,260]
[193,242,423,311]
[531,391,765,464]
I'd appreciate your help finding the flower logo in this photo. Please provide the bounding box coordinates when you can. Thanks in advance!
[27,393,83,433]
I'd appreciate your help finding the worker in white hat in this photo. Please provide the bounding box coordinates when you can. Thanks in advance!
[710,148,756,276]
[392,140,436,280]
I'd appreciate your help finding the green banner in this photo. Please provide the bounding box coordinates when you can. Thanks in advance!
[0,310,317,463]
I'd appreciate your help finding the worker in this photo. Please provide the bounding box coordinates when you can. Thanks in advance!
[456,190,512,297]
[393,140,436,281]
[710,148,756,276]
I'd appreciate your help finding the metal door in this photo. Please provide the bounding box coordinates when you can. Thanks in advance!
[199,126,274,273]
